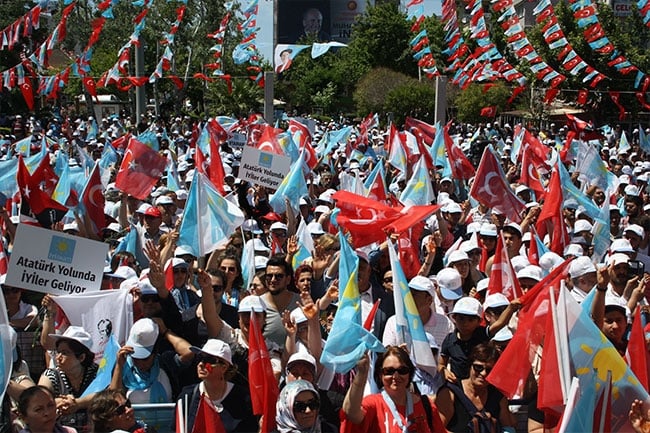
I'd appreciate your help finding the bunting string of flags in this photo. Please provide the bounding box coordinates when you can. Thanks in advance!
[0,3,43,51]
[406,0,439,78]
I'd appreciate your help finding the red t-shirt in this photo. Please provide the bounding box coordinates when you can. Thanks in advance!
[341,393,438,433]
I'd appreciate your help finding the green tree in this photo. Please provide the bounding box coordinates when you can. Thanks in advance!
[454,83,511,123]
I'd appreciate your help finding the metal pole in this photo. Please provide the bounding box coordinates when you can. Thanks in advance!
[135,43,146,120]
[434,75,447,125]
[264,71,274,123]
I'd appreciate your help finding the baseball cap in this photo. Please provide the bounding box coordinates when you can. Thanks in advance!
[476,278,489,293]
[624,224,645,239]
[604,295,628,315]
[261,212,283,222]
[483,293,509,310]
[492,327,513,342]
[539,251,564,271]
[408,275,435,296]
[154,195,174,206]
[49,326,93,352]
[573,219,593,234]
[451,297,483,317]
[242,219,263,234]
[563,244,584,258]
[510,255,531,273]
[437,268,463,300]
[252,238,271,253]
[444,202,463,214]
[167,257,189,269]
[307,222,325,235]
[270,222,288,232]
[448,250,470,265]
[610,239,635,254]
[107,265,138,281]
[138,279,158,295]
[238,295,267,313]
[314,205,330,215]
[286,352,317,372]
[175,245,196,258]
[479,223,498,237]
[254,255,269,270]
[569,256,597,279]
[190,339,232,365]
[503,222,522,237]
[144,206,162,218]
[290,307,308,325]
[517,265,543,282]
[126,318,159,359]
[608,253,630,266]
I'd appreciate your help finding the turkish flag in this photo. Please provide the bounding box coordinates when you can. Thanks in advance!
[626,308,649,391]
[486,232,523,301]
[519,150,545,200]
[115,137,167,199]
[574,5,596,18]
[405,117,437,146]
[111,133,131,151]
[288,119,318,169]
[194,146,208,175]
[487,259,572,398]
[469,145,526,223]
[334,191,402,248]
[32,153,60,196]
[443,122,475,180]
[20,80,34,111]
[80,163,106,236]
[398,228,422,280]
[609,90,626,120]
[527,228,540,265]
[191,394,226,433]
[577,89,589,105]
[507,85,526,105]
[248,312,278,433]
[256,124,284,155]
[16,156,67,228]
[536,167,569,255]
[83,76,98,99]
[480,106,496,117]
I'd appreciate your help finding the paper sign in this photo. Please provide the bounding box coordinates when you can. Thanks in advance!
[6,224,109,294]
[239,146,292,190]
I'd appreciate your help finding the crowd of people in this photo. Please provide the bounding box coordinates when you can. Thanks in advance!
[2,111,650,433]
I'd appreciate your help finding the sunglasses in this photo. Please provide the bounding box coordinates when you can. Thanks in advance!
[140,294,160,303]
[382,278,392,283]
[265,273,285,281]
[293,399,320,413]
[382,366,410,376]
[472,363,493,375]
[173,268,188,274]
[114,399,132,416]
[198,355,224,366]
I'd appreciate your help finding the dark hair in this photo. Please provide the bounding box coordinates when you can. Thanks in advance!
[206,268,227,283]
[266,255,293,277]
[501,226,522,238]
[469,342,501,364]
[56,338,95,368]
[218,253,244,290]
[18,386,55,416]
[89,389,124,433]
[372,346,416,389]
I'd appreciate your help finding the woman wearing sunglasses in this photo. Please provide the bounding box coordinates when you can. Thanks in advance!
[176,339,257,433]
[434,343,516,433]
[88,389,153,433]
[275,380,336,433]
[341,346,441,433]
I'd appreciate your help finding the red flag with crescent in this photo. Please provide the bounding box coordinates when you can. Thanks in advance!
[80,163,106,235]
[115,137,167,200]
[20,80,34,110]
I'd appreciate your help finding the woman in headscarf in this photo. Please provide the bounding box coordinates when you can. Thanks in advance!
[275,380,336,433]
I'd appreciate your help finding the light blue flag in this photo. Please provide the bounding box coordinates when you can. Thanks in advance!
[53,150,69,177]
[292,218,314,271]
[52,163,73,207]
[640,126,650,153]
[113,223,137,255]
[241,237,256,293]
[87,118,99,140]
[0,296,11,404]
[195,124,211,156]
[99,144,119,185]
[14,136,32,156]
[318,126,353,158]
[388,239,437,373]
[75,144,94,172]
[591,203,611,264]
[430,124,450,175]
[166,156,181,192]
[511,127,524,164]
[562,377,596,432]
[533,232,551,275]
[0,159,18,199]
[618,130,630,154]
[566,290,649,431]
[268,155,308,215]
[276,132,300,162]
[557,162,601,221]
[80,334,120,397]
[178,171,245,257]
[400,157,434,206]
[321,231,385,373]
[137,130,159,151]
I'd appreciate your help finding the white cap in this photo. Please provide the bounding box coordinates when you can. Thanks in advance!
[539,251,564,271]
[610,238,635,254]
[451,297,483,317]
[503,222,522,236]
[448,250,470,265]
[49,326,93,352]
[270,222,288,232]
[136,203,152,214]
[155,195,174,205]
[242,219,263,234]
[563,244,584,257]
[444,202,463,214]
[238,295,267,313]
[569,256,597,278]
[510,255,530,272]
[624,224,645,239]
[625,185,640,197]
[573,219,593,233]
[307,221,325,235]
[126,318,159,359]
[517,265,543,282]
[175,245,196,258]
[492,327,513,342]
[108,266,138,281]
[408,275,435,296]
[608,253,630,266]
[479,223,498,237]
[604,295,628,315]
[190,339,232,365]
[254,255,269,270]
[436,268,463,300]
[314,205,330,214]
[286,352,317,371]
[476,278,489,292]
[515,185,530,194]
[253,238,271,253]
[483,293,509,310]
[138,279,158,295]
[290,307,308,325]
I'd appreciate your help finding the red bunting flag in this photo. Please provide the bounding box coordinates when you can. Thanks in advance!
[609,91,626,120]
[115,137,167,199]
[480,106,497,117]
[577,89,588,105]
[20,80,34,111]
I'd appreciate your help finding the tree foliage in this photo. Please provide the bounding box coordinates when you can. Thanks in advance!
[454,83,512,123]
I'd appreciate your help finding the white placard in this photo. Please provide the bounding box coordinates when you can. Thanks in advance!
[239,145,292,190]
[6,224,109,295]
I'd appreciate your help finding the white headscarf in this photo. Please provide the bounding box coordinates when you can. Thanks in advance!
[276,380,321,433]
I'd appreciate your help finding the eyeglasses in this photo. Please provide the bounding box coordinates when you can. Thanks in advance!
[198,355,224,366]
[220,266,237,273]
[140,294,160,303]
[114,399,132,416]
[212,285,224,292]
[472,363,493,375]
[265,273,285,281]
[293,399,320,413]
[382,278,392,283]
[382,366,410,376]
[173,268,187,274]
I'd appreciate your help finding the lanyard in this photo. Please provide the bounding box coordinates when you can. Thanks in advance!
[381,389,413,433]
